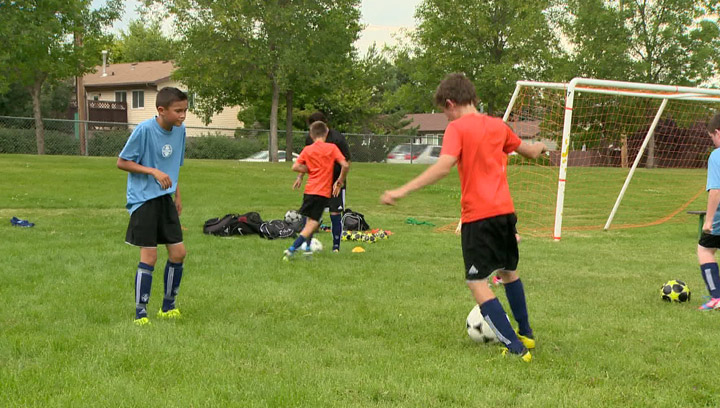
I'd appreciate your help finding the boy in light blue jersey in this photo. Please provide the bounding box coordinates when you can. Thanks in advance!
[698,113,720,311]
[117,87,188,325]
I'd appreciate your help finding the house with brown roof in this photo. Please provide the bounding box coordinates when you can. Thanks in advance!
[79,60,243,136]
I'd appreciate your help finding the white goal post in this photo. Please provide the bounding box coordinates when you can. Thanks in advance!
[503,78,720,241]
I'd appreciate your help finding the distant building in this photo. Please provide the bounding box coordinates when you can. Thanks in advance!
[77,60,243,136]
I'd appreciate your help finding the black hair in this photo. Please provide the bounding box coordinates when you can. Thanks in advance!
[308,111,327,125]
[156,87,188,108]
[433,73,478,108]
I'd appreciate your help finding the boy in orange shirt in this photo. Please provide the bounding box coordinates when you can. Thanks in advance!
[381,73,546,362]
[284,121,349,260]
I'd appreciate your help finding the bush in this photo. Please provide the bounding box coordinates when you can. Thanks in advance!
[88,129,131,157]
[185,133,263,160]
[0,127,80,155]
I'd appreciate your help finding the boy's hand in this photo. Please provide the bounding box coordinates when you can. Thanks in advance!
[332,180,343,197]
[380,189,405,205]
[152,169,172,189]
[292,176,303,190]
[703,220,712,234]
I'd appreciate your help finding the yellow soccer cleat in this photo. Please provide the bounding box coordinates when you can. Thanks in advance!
[516,331,536,349]
[501,347,532,363]
[133,317,151,326]
[157,309,182,319]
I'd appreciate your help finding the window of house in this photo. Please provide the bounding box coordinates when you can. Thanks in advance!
[115,91,127,103]
[132,90,144,109]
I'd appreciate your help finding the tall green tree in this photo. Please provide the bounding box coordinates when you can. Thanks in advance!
[153,0,361,162]
[110,20,177,63]
[564,0,720,84]
[410,0,567,115]
[0,0,121,154]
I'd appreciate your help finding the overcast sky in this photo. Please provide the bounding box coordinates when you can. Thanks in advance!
[93,0,422,54]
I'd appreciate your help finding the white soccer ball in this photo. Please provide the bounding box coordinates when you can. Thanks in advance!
[285,210,303,224]
[300,238,323,252]
[466,305,499,343]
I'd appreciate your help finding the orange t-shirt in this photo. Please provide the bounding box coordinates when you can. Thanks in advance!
[440,113,522,223]
[297,141,346,198]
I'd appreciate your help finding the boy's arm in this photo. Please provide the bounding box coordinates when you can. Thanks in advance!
[292,162,309,173]
[174,183,182,216]
[116,157,172,189]
[381,154,457,205]
[514,141,547,159]
[703,189,720,233]
[332,159,350,197]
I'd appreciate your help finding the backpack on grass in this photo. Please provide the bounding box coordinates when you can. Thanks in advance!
[203,212,263,236]
[259,219,297,239]
[341,209,370,231]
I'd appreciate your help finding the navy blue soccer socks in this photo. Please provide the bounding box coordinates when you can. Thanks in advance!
[331,214,342,251]
[504,279,532,337]
[162,261,184,312]
[700,262,720,298]
[135,263,154,319]
[480,297,525,354]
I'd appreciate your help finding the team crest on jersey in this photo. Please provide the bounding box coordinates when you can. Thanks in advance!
[162,144,173,157]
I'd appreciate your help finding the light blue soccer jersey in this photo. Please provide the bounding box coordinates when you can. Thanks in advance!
[707,148,720,234]
[119,117,186,213]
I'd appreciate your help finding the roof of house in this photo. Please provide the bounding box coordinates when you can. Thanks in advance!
[83,60,175,88]
[403,113,449,133]
[403,113,541,139]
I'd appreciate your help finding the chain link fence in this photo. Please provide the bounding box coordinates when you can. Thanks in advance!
[0,116,441,163]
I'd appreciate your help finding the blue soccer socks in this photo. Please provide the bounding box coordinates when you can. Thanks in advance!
[504,279,532,338]
[331,214,342,251]
[480,297,525,354]
[162,261,184,312]
[701,263,720,298]
[135,263,154,320]
[289,235,307,252]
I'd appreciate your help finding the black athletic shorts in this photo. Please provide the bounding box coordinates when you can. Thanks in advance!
[461,213,519,281]
[125,194,183,247]
[299,194,329,222]
[327,187,346,213]
[699,232,720,249]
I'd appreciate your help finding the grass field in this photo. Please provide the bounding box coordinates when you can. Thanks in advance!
[1,154,719,407]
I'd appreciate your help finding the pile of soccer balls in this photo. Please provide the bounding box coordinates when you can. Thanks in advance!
[660,279,691,303]
[341,229,392,243]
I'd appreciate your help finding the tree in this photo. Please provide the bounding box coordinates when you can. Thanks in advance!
[0,0,121,154]
[154,0,361,162]
[110,20,177,63]
[563,0,720,84]
[409,0,567,115]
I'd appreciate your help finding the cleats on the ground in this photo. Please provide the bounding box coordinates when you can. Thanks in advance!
[501,347,532,362]
[492,275,503,286]
[698,297,720,311]
[133,317,150,326]
[516,331,536,349]
[282,249,294,261]
[157,308,182,319]
[332,249,340,253]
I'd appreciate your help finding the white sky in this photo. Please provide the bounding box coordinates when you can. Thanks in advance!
[93,0,422,54]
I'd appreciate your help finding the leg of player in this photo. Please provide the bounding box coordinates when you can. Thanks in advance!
[497,269,535,349]
[697,245,720,310]
[284,218,320,260]
[158,242,186,318]
[467,280,530,361]
[330,211,342,252]
[135,247,157,325]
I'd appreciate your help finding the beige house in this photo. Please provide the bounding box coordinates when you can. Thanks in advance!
[81,60,243,136]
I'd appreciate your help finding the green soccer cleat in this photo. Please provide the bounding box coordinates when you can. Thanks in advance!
[157,308,182,319]
[501,347,532,363]
[516,331,536,349]
[133,317,150,326]
[282,249,295,261]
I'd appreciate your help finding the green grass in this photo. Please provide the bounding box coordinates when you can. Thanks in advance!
[1,154,718,407]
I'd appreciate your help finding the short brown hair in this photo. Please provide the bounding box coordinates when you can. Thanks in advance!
[708,113,720,133]
[434,73,478,108]
[309,121,328,139]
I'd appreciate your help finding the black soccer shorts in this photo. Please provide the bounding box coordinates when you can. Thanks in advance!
[299,194,329,222]
[461,213,519,281]
[699,232,720,249]
[125,194,183,247]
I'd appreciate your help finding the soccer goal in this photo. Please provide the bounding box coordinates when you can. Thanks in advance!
[503,77,720,240]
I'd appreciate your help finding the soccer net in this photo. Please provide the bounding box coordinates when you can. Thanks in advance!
[503,78,720,240]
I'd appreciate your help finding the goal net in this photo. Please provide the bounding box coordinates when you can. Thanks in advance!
[503,78,720,240]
